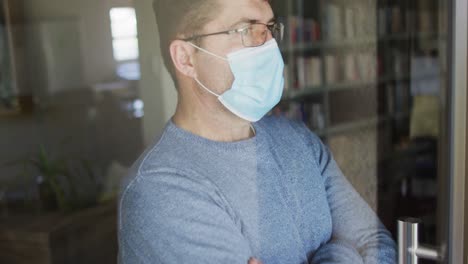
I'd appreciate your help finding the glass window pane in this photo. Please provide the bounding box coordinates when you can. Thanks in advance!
[113,38,139,61]
[111,21,137,38]
[117,61,141,81]
[272,0,453,251]
[110,8,136,24]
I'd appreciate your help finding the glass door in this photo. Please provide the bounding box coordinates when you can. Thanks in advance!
[272,0,466,262]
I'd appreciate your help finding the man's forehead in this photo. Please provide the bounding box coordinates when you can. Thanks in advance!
[216,0,274,27]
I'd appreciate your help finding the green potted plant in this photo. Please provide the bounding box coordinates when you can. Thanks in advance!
[4,144,101,213]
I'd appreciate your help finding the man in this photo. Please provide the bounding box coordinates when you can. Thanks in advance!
[119,0,397,263]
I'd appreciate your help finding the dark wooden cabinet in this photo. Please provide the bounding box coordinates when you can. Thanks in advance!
[0,201,118,264]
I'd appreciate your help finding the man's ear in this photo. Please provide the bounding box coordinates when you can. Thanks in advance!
[169,40,197,78]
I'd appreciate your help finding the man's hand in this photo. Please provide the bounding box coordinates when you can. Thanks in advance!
[248,257,263,264]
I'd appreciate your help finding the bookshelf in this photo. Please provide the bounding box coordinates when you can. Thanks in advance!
[272,0,445,139]
[272,0,445,238]
[272,0,380,135]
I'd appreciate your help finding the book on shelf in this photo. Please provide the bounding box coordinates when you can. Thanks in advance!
[303,18,321,43]
[287,16,301,44]
[285,16,321,45]
[378,49,407,81]
[322,3,342,41]
[418,0,434,34]
[386,84,395,114]
[394,82,410,117]
[356,53,378,83]
[284,4,383,47]
[288,52,377,91]
[293,56,323,89]
[378,8,387,37]
[344,54,359,82]
[296,57,306,89]
[283,64,290,91]
[378,6,408,36]
[308,57,323,87]
[393,50,403,77]
[276,102,325,131]
[325,55,339,85]
[344,7,356,39]
[391,7,403,34]
[323,4,376,41]
[354,6,376,37]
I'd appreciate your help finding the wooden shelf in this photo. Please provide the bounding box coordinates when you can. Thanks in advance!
[283,76,393,101]
[378,32,444,41]
[312,112,409,137]
[282,86,325,100]
[282,70,445,101]
[314,116,382,137]
[281,37,376,53]
[283,80,378,101]
[281,32,447,53]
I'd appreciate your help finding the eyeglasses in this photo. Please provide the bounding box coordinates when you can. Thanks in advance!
[182,22,284,47]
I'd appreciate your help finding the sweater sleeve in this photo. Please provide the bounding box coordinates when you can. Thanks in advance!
[293,121,397,264]
[118,169,253,264]
[310,239,364,264]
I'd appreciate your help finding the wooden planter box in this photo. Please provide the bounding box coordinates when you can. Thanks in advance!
[0,201,117,264]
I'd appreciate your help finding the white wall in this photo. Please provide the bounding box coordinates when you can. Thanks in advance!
[21,0,177,145]
[0,0,146,186]
[21,0,117,86]
[134,0,177,146]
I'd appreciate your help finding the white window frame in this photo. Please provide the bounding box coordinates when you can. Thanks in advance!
[109,5,140,80]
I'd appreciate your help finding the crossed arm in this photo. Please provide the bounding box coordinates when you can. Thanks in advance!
[298,122,397,264]
[119,170,255,264]
[307,145,397,263]
[119,167,395,264]
[119,126,396,264]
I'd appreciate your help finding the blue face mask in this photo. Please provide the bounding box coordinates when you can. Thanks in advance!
[188,39,285,122]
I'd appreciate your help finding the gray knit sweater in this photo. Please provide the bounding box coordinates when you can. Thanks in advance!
[118,115,396,264]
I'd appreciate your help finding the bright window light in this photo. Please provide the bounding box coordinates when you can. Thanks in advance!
[110,7,141,80]
[113,38,139,61]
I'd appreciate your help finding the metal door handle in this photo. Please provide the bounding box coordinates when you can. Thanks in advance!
[398,218,444,263]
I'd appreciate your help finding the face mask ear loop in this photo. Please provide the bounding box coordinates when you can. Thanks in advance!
[194,77,221,98]
[249,123,256,135]
[186,42,228,61]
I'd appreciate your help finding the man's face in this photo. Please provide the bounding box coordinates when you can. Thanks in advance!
[192,0,274,97]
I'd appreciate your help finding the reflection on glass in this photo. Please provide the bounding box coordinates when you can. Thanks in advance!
[112,38,139,61]
[117,61,141,81]
[272,0,447,252]
[111,21,138,39]
[110,7,137,23]
[109,7,140,80]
